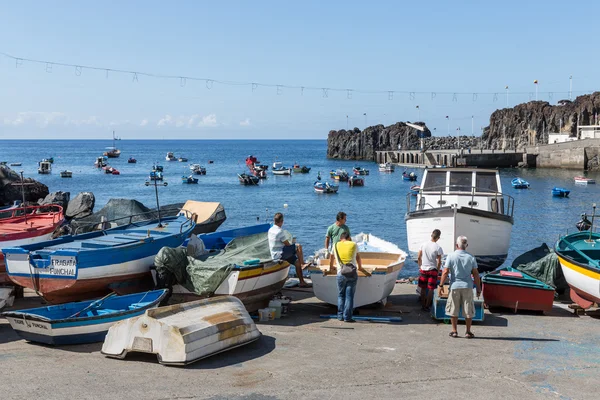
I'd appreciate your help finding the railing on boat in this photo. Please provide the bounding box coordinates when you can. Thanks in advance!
[0,204,63,224]
[406,185,515,218]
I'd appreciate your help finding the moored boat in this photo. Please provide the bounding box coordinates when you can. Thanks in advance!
[308,233,406,308]
[482,266,555,312]
[238,173,259,185]
[348,175,364,187]
[402,171,418,181]
[95,156,108,168]
[165,152,177,162]
[378,163,395,172]
[330,169,349,182]
[10,162,22,167]
[3,213,195,303]
[150,170,163,181]
[38,160,52,174]
[292,164,311,173]
[60,170,73,178]
[272,162,292,175]
[104,131,121,158]
[555,206,600,309]
[406,167,515,272]
[574,176,595,184]
[153,164,164,172]
[178,157,188,162]
[181,175,199,184]
[314,181,338,193]
[177,200,226,235]
[353,166,369,175]
[127,157,137,164]
[101,296,261,365]
[189,164,206,175]
[552,187,570,197]
[511,177,530,189]
[1,289,169,345]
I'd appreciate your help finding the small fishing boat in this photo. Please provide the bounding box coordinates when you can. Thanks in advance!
[552,187,570,197]
[252,168,267,179]
[353,166,369,175]
[181,175,199,184]
[348,175,364,187]
[103,166,119,175]
[153,164,164,172]
[38,160,52,174]
[60,170,73,178]
[314,181,339,194]
[379,163,395,172]
[101,296,261,366]
[3,213,195,303]
[150,170,163,181]
[165,152,177,162]
[111,169,120,175]
[127,157,137,164]
[95,156,108,168]
[330,169,349,182]
[409,185,420,196]
[178,157,188,162]
[555,205,600,309]
[292,164,311,173]
[104,131,121,158]
[309,233,406,308]
[272,162,292,175]
[402,171,418,181]
[245,155,260,170]
[574,176,596,184]
[189,164,206,175]
[10,162,22,167]
[238,173,260,185]
[1,290,169,345]
[511,177,530,189]
[155,224,291,312]
[482,267,555,312]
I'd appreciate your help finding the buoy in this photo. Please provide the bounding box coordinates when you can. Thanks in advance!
[283,203,288,208]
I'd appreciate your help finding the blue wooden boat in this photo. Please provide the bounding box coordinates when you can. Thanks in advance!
[1,289,168,345]
[431,288,485,322]
[181,175,199,184]
[314,181,339,193]
[402,171,417,181]
[3,214,195,303]
[511,178,530,189]
[552,187,570,197]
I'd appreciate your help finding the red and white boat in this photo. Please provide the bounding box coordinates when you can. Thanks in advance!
[574,176,596,184]
[0,205,64,284]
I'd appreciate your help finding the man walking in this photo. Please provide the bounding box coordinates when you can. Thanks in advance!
[268,213,309,288]
[325,212,350,256]
[439,236,482,339]
[417,229,443,311]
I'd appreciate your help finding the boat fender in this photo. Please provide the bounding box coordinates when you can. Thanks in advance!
[243,258,261,266]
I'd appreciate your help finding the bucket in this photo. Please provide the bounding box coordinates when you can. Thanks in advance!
[258,308,270,322]
[267,308,276,320]
[268,300,282,318]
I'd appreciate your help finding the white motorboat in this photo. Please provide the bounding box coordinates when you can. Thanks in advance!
[272,161,292,175]
[308,233,406,307]
[405,167,515,272]
[38,160,52,174]
[189,164,206,175]
[378,163,395,172]
[165,152,177,161]
[102,296,261,366]
[60,170,73,178]
[574,176,596,184]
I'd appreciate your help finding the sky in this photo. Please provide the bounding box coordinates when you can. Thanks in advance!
[1,0,599,140]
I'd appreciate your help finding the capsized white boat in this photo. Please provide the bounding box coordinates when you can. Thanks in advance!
[308,233,407,307]
[101,296,261,366]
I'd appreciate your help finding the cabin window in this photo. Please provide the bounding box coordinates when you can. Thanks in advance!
[422,171,446,190]
[449,172,473,191]
[476,172,498,193]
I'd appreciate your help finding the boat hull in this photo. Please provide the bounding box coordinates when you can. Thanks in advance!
[556,254,600,308]
[406,206,513,272]
[482,283,554,312]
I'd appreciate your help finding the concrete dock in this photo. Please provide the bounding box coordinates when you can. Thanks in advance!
[1,284,598,400]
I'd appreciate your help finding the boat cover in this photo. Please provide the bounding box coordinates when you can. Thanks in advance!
[512,243,568,293]
[154,232,271,296]
[179,200,226,228]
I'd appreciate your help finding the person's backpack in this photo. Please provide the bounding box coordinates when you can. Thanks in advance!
[335,243,358,279]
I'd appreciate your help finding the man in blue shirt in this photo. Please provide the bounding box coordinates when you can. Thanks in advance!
[438,236,482,339]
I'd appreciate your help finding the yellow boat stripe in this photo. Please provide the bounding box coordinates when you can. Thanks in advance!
[238,262,289,280]
[557,255,600,279]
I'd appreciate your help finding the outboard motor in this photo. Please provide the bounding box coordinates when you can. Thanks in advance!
[576,213,592,231]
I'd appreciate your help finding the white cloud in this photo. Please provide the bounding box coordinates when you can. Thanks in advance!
[140,119,148,127]
[239,118,251,127]
[3,112,69,128]
[198,114,218,127]
[157,113,218,128]
[157,114,173,127]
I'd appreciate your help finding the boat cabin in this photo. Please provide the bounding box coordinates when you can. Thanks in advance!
[38,161,52,174]
[410,168,513,216]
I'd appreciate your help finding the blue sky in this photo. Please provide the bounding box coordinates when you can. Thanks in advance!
[1,0,598,139]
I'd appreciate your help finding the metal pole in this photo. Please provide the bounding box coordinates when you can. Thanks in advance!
[346,115,348,130]
[505,86,509,107]
[471,116,474,135]
[154,180,162,227]
[569,75,572,101]
[416,105,420,121]
[20,171,27,223]
[589,204,596,243]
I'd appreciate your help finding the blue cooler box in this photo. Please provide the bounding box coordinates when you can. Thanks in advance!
[431,288,485,322]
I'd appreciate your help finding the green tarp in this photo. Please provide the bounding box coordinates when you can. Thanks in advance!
[512,243,569,294]
[154,232,272,296]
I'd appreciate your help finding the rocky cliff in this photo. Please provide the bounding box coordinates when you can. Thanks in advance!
[327,122,431,160]
[0,165,49,206]
[482,92,600,149]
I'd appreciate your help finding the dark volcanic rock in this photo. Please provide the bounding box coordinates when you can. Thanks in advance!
[588,155,600,171]
[0,165,49,206]
[66,192,95,219]
[39,191,71,211]
[482,92,600,149]
[327,122,431,160]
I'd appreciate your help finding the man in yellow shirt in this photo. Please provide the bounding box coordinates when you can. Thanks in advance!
[329,232,371,322]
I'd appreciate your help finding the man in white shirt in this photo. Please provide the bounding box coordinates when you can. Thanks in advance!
[268,213,309,288]
[417,229,443,311]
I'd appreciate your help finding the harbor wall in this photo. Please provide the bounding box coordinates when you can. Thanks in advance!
[527,138,600,170]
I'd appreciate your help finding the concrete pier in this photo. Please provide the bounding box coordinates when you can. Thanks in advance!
[1,284,598,400]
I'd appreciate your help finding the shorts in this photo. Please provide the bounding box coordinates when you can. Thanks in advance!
[418,269,438,290]
[280,244,297,265]
[445,288,475,318]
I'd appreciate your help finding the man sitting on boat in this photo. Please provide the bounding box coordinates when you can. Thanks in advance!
[417,229,443,311]
[324,212,350,258]
[438,236,482,339]
[268,213,309,288]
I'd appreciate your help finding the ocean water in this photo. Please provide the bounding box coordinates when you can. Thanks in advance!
[1,139,599,276]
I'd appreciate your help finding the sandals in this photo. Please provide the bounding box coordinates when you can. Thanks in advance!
[449,331,458,338]
[465,332,475,339]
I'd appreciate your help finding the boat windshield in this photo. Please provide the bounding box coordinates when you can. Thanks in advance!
[449,172,472,191]
[476,172,498,192]
[422,171,446,190]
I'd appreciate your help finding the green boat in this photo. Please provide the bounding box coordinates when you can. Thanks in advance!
[292,164,311,173]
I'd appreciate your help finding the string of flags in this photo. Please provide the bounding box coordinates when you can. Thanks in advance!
[0,51,591,102]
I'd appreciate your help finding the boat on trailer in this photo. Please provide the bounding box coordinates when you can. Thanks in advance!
[102,296,261,366]
[555,205,600,309]
[308,233,406,308]
[3,213,195,304]
[405,167,515,272]
[1,289,168,345]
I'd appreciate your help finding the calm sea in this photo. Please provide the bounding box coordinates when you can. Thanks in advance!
[1,139,599,276]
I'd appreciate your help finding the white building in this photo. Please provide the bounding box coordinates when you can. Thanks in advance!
[548,133,577,144]
[578,125,600,140]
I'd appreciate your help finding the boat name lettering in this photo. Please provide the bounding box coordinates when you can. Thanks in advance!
[13,319,25,325]
[49,267,76,277]
[469,219,479,223]
[52,259,76,267]
[30,322,49,330]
